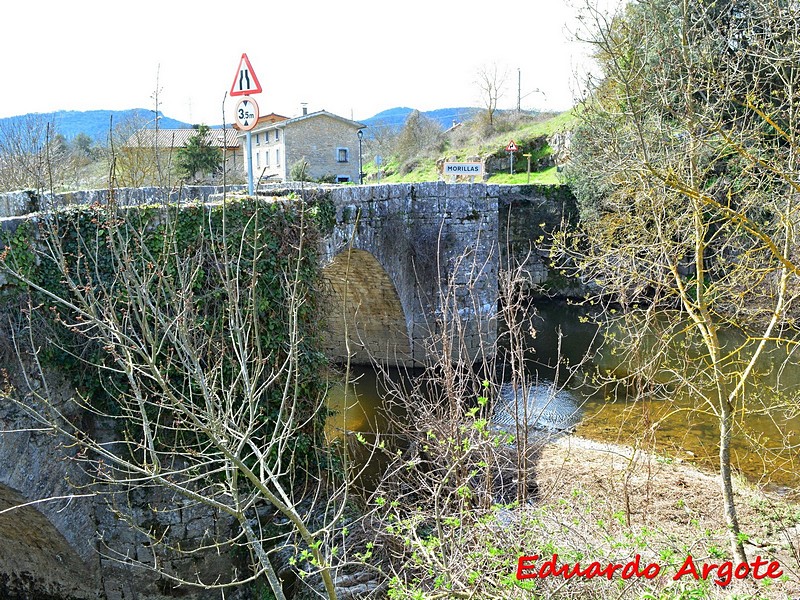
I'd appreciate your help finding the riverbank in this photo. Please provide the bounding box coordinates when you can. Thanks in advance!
[526,434,800,598]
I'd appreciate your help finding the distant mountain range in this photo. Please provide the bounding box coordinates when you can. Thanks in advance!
[0,106,484,145]
[0,109,194,143]
[361,107,481,132]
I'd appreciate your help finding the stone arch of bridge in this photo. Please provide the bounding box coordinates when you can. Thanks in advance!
[321,248,413,366]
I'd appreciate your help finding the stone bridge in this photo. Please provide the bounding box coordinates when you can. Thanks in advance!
[0,182,577,599]
[304,181,576,366]
[314,182,499,367]
[0,182,577,368]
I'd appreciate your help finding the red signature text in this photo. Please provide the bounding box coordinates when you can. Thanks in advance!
[516,554,784,587]
[672,555,782,587]
[516,554,660,581]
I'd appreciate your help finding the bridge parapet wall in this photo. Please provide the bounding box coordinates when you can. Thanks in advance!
[0,185,245,219]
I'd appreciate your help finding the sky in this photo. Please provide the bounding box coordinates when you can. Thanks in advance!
[0,0,608,126]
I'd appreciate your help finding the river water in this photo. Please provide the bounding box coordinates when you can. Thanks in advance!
[325,301,800,492]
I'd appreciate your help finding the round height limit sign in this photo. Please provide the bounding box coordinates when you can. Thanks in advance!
[234,97,259,131]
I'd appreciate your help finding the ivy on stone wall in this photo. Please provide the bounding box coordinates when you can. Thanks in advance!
[0,196,327,467]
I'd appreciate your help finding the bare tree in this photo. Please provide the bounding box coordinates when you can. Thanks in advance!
[392,110,444,174]
[0,115,67,193]
[106,73,175,190]
[108,110,171,188]
[362,121,397,171]
[475,63,508,133]
[559,0,800,563]
[0,197,358,599]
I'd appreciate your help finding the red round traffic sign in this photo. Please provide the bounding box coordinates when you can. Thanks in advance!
[234,96,260,131]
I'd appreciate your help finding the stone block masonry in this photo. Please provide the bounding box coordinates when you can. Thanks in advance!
[256,182,577,367]
[498,184,580,297]
[0,185,246,219]
[0,182,579,367]
[313,181,500,367]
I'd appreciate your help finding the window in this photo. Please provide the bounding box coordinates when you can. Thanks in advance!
[255,133,260,145]
[256,151,260,168]
[336,175,351,183]
[275,130,280,142]
[337,147,349,163]
[276,149,281,166]
[265,151,270,166]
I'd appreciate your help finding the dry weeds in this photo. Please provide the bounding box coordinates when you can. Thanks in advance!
[519,435,800,599]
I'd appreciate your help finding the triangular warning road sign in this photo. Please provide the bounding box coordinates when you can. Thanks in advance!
[506,140,519,152]
[230,53,263,96]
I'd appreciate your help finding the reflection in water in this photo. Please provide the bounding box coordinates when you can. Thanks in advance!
[324,368,393,443]
[325,301,800,491]
[323,367,409,490]
[532,302,800,491]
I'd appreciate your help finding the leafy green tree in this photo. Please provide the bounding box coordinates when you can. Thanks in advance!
[175,124,222,183]
[560,0,800,563]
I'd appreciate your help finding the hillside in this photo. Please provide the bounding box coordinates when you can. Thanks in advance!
[0,106,480,145]
[364,109,576,185]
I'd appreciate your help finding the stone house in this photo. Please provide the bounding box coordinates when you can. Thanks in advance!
[242,109,366,183]
[123,127,244,179]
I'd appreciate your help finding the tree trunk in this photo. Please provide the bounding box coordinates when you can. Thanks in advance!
[241,519,289,600]
[719,399,748,563]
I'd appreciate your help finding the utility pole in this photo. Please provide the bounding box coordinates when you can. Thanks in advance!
[517,68,521,112]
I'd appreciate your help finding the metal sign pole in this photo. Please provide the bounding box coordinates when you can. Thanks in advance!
[246,130,254,195]
[506,141,518,175]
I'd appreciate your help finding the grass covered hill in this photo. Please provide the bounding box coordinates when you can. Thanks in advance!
[361,108,576,185]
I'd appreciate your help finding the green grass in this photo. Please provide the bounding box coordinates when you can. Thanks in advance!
[372,165,562,186]
[454,109,578,160]
[487,166,561,185]
[374,157,440,183]
[511,109,578,140]
[365,110,576,185]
